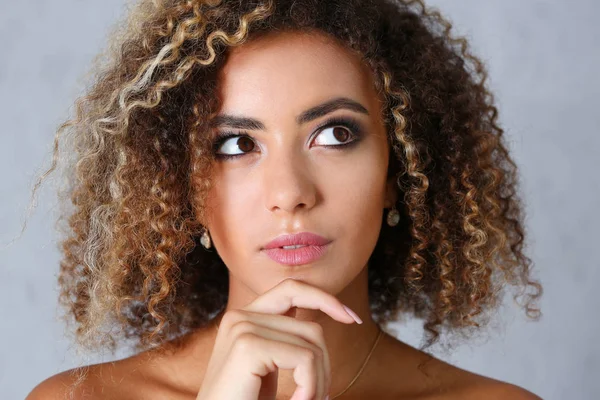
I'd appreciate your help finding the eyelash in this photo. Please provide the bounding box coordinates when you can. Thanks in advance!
[211,116,364,160]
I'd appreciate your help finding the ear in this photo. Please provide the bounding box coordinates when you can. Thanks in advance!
[384,175,399,208]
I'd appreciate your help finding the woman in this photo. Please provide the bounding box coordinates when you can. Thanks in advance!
[26,0,543,398]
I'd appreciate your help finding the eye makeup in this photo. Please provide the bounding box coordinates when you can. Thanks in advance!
[210,115,366,161]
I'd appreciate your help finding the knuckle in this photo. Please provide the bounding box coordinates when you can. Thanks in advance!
[311,344,324,359]
[306,321,324,337]
[299,347,317,364]
[230,320,255,337]
[221,309,244,327]
[282,277,301,289]
[233,331,258,352]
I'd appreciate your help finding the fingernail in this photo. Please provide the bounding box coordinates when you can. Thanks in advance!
[343,305,363,324]
[325,396,330,400]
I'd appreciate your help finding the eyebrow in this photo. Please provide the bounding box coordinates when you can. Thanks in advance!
[209,97,370,130]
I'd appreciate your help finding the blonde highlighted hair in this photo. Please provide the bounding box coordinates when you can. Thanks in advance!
[23,0,541,358]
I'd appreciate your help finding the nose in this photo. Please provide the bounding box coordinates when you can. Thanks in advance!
[263,149,317,215]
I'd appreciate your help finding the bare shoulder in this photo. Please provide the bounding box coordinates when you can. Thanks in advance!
[421,357,542,400]
[25,350,175,400]
[415,354,542,400]
[26,327,216,400]
[456,379,542,400]
[374,333,541,400]
[26,365,105,400]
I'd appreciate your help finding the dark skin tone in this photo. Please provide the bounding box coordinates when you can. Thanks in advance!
[27,31,541,400]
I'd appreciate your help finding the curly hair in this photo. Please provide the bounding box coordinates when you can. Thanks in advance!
[26,0,542,355]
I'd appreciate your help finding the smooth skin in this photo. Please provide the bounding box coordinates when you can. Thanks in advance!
[195,278,359,400]
[27,30,541,400]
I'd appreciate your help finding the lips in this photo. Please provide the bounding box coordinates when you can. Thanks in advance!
[261,232,333,266]
[262,232,332,250]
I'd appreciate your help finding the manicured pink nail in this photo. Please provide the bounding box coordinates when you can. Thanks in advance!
[343,305,363,324]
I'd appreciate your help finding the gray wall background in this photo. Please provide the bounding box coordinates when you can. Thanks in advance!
[1,0,598,398]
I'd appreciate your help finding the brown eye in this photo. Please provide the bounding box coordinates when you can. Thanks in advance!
[216,135,256,156]
[313,126,353,146]
[237,136,254,152]
[332,127,350,142]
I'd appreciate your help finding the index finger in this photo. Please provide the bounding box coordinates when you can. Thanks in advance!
[242,278,357,324]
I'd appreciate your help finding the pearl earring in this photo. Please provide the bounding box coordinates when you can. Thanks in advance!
[200,228,212,249]
[386,206,400,227]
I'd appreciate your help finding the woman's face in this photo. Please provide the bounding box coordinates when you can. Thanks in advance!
[205,29,396,295]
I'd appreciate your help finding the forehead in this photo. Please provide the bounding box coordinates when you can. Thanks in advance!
[215,30,381,120]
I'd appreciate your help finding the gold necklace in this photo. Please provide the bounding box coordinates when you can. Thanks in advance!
[214,319,383,399]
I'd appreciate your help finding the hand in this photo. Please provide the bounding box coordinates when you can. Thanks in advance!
[194,278,361,400]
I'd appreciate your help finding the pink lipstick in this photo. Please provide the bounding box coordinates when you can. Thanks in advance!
[262,232,332,266]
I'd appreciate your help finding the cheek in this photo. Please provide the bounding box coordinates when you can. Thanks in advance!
[334,161,387,240]
[325,143,388,220]
[205,171,261,263]
[325,144,389,262]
